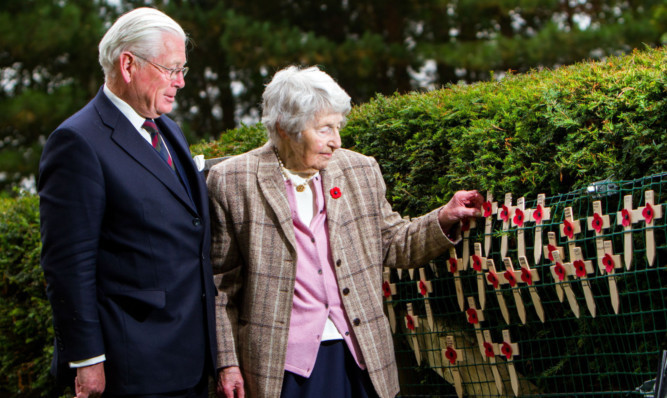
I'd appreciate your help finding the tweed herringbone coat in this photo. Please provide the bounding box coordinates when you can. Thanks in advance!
[207,143,458,398]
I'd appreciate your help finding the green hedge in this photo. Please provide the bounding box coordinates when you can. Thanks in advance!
[0,194,54,397]
[1,46,664,395]
[340,46,666,216]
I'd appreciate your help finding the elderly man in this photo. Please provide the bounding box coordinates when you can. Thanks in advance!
[39,8,216,397]
[208,65,483,398]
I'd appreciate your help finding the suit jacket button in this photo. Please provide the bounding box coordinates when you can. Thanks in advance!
[342,287,350,295]
[192,218,201,226]
[353,318,360,326]
[336,259,342,267]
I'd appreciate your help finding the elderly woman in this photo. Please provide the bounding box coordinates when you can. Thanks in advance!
[208,65,482,398]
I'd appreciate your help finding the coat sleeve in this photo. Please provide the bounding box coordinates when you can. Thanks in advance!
[38,127,106,362]
[207,166,243,369]
[369,158,459,268]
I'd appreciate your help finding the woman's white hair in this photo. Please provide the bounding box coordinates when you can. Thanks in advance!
[98,7,187,82]
[262,65,351,144]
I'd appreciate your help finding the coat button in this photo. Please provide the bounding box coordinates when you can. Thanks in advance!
[353,318,360,326]
[342,287,350,295]
[336,259,342,267]
[192,218,201,226]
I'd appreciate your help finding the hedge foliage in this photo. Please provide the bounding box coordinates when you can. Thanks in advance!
[341,46,666,216]
[0,194,54,397]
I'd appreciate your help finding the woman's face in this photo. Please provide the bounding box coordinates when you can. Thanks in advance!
[280,112,343,174]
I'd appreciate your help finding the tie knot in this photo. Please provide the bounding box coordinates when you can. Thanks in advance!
[143,119,158,136]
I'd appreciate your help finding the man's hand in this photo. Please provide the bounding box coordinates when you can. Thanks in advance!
[74,362,105,398]
[438,190,484,233]
[217,366,245,398]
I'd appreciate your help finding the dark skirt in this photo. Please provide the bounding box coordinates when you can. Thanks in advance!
[281,340,379,398]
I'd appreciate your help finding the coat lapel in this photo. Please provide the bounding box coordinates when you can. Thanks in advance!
[321,151,346,241]
[256,143,298,254]
[94,91,196,213]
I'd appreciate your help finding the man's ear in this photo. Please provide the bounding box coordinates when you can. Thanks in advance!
[118,52,136,83]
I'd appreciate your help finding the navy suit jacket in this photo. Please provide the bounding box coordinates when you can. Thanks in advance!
[38,88,217,395]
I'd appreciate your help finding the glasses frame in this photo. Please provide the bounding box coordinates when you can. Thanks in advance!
[132,53,189,80]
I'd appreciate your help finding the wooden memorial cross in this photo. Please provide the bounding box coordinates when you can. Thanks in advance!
[447,247,466,311]
[471,242,488,310]
[550,250,581,318]
[500,329,521,397]
[416,268,434,330]
[518,256,545,323]
[482,330,504,395]
[461,218,477,270]
[502,257,527,325]
[441,335,465,398]
[571,246,597,318]
[405,303,421,364]
[465,296,486,360]
[498,193,514,259]
[616,195,640,270]
[529,193,551,264]
[511,196,528,258]
[483,192,499,257]
[559,207,583,260]
[382,269,397,332]
[543,231,565,265]
[587,200,611,270]
[486,259,511,324]
[639,190,663,266]
[598,240,622,314]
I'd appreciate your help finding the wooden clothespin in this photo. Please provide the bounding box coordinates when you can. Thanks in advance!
[405,303,421,364]
[550,250,581,318]
[616,195,640,270]
[543,231,565,264]
[471,242,488,310]
[382,269,397,332]
[571,246,596,318]
[587,200,611,271]
[502,257,527,325]
[598,240,622,314]
[482,330,504,395]
[498,193,514,259]
[447,247,465,311]
[486,259,511,324]
[417,268,434,330]
[441,335,464,398]
[500,329,520,397]
[483,192,498,257]
[528,193,551,264]
[518,256,545,323]
[461,218,477,270]
[465,296,486,360]
[639,190,663,266]
[512,197,528,258]
[559,207,582,260]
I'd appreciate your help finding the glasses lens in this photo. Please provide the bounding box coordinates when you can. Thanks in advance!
[170,67,188,80]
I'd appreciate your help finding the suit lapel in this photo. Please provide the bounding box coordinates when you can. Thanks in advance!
[94,91,196,213]
[256,144,298,254]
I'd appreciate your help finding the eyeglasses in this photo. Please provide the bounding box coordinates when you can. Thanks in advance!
[132,53,189,80]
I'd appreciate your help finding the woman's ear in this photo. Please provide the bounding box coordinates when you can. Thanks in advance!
[276,124,289,140]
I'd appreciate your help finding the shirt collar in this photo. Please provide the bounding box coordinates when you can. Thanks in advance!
[103,84,148,133]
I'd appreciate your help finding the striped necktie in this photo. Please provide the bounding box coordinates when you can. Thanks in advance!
[143,119,175,171]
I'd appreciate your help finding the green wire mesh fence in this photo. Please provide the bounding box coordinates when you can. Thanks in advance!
[388,172,667,397]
